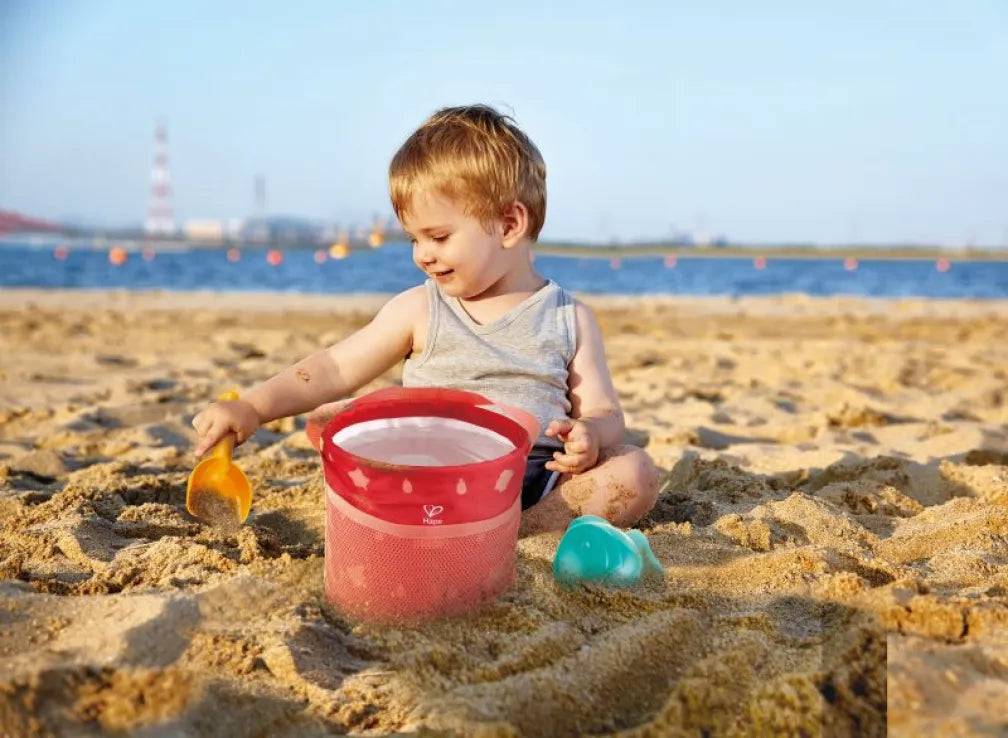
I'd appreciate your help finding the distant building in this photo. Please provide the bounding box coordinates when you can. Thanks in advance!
[184,220,225,243]
[669,229,694,246]
[241,216,325,245]
[145,122,177,236]
[225,219,245,239]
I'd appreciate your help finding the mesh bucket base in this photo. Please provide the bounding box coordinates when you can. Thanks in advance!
[324,490,520,623]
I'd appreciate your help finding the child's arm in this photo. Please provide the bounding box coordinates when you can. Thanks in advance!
[544,300,625,474]
[192,286,424,455]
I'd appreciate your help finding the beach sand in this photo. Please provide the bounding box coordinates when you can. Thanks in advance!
[1,288,1006,737]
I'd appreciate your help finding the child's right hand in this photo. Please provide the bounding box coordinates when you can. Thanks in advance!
[191,399,261,457]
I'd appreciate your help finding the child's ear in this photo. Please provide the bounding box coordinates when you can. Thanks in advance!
[500,201,530,248]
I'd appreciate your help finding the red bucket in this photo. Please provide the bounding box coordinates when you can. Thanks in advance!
[306,387,537,622]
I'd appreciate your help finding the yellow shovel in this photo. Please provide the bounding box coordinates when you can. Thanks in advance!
[186,391,252,529]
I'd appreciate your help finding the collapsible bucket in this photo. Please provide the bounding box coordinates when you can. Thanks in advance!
[306,387,537,622]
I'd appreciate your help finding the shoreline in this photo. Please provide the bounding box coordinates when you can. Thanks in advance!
[4,286,1008,316]
[536,243,1008,261]
[6,237,1007,262]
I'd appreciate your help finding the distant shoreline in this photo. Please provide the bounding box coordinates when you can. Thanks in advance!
[2,237,1005,262]
[2,288,1005,315]
[534,242,1008,261]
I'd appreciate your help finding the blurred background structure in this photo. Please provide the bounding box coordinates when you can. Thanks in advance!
[145,122,176,237]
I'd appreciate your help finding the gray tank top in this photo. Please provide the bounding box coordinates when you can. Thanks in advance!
[401,279,577,450]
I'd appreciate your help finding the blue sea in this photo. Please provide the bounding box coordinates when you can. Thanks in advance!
[1,242,1006,299]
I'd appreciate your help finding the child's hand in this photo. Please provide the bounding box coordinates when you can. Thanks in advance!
[191,399,261,457]
[544,418,600,475]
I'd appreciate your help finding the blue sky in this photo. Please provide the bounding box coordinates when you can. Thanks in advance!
[1,1,1006,245]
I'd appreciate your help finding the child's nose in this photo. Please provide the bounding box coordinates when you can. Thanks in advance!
[415,245,435,265]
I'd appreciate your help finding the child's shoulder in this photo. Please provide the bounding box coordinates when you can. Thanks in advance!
[549,281,592,320]
[372,284,429,350]
[564,293,604,351]
[551,280,583,308]
[376,284,428,323]
[391,283,429,306]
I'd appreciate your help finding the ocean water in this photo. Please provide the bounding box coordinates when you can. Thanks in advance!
[0,243,1006,299]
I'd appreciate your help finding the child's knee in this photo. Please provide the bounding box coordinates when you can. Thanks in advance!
[624,447,661,512]
[596,446,661,526]
[635,448,662,493]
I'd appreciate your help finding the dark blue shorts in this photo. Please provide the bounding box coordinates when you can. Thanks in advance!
[521,449,561,510]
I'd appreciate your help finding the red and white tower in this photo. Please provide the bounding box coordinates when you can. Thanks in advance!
[145,121,176,236]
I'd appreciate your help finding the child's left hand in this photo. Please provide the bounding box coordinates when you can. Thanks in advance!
[544,418,600,474]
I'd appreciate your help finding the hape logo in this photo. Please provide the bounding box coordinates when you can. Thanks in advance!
[423,504,444,525]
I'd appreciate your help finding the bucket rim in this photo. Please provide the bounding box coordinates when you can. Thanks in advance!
[319,389,531,476]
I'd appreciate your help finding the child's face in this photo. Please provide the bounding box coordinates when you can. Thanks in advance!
[401,189,510,299]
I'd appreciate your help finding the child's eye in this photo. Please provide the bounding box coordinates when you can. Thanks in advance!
[433,235,449,243]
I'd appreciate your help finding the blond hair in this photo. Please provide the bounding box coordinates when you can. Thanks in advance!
[389,105,547,241]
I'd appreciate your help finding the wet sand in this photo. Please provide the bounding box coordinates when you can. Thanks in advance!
[1,288,1006,736]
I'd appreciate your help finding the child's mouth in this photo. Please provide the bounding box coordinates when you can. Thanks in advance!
[432,269,454,280]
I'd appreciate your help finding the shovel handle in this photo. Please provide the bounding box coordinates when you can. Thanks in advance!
[211,433,236,461]
[209,390,239,460]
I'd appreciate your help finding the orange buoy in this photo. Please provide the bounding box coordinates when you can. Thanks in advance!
[267,249,283,266]
[314,249,328,264]
[109,246,128,265]
[329,243,349,259]
[610,257,622,270]
[664,254,677,268]
[226,248,241,262]
[142,245,156,261]
[844,257,858,271]
[753,256,767,270]
[54,246,69,260]
[936,257,951,273]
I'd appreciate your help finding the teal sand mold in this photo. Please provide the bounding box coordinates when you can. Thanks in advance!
[553,515,665,588]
